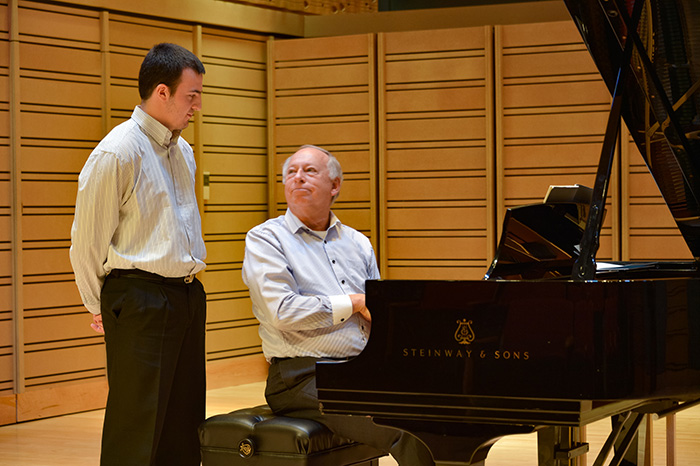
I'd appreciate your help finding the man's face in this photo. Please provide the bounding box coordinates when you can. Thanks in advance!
[284,148,340,222]
[163,67,203,132]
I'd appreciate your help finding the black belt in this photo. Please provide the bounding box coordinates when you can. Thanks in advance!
[270,356,351,364]
[109,268,196,285]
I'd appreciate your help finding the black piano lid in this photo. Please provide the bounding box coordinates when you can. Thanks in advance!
[563,0,700,257]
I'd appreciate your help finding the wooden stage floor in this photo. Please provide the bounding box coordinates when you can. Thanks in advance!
[0,381,698,465]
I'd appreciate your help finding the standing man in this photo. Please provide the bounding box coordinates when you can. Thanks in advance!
[70,43,207,466]
[242,145,435,466]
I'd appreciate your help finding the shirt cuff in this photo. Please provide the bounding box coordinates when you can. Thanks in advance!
[86,303,101,315]
[329,294,353,325]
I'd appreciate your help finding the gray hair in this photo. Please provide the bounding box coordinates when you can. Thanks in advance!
[282,145,343,201]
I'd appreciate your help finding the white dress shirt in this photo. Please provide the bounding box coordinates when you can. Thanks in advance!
[242,209,380,361]
[70,106,206,315]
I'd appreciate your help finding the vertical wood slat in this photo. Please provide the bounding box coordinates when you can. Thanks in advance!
[100,11,110,136]
[0,0,11,422]
[9,0,21,403]
[483,25,495,262]
[621,128,631,261]
[266,37,276,220]
[367,33,378,258]
[376,33,387,276]
[611,135,621,261]
[0,0,20,425]
[494,25,505,240]
[193,24,204,237]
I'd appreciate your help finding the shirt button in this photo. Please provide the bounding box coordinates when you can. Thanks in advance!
[332,260,336,264]
[341,280,345,284]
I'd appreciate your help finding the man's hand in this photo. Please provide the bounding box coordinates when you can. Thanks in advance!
[91,313,104,334]
[349,294,371,323]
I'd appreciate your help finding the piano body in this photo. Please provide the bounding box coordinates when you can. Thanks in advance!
[316,0,700,465]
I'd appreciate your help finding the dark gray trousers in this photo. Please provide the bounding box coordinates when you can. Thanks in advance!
[100,274,206,466]
[265,356,435,466]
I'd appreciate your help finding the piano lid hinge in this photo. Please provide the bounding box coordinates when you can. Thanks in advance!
[554,442,590,460]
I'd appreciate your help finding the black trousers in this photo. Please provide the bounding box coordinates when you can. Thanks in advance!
[100,273,206,466]
[265,357,435,466]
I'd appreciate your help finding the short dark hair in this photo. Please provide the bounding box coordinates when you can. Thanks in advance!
[138,43,206,101]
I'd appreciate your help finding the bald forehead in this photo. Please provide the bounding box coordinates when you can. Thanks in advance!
[291,147,328,162]
[284,148,329,176]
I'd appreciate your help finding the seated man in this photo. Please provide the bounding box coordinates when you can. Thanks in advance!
[242,144,434,466]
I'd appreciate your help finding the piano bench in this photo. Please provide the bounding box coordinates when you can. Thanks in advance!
[199,405,386,466]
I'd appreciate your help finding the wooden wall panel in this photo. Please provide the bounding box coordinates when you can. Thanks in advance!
[16,1,104,392]
[269,34,376,243]
[497,21,616,260]
[623,140,691,260]
[198,27,268,364]
[379,27,492,280]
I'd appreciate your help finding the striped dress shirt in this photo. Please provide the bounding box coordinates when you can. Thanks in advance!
[70,106,206,315]
[242,209,380,361]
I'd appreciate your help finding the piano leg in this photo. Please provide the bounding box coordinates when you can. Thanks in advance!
[537,426,589,466]
[611,413,646,466]
[591,412,646,466]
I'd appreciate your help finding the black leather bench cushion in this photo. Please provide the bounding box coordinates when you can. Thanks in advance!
[199,405,386,466]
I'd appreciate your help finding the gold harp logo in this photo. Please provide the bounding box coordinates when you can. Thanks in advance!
[455,319,475,345]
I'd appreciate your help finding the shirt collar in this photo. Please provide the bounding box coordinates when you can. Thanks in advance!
[131,106,180,148]
[284,209,340,236]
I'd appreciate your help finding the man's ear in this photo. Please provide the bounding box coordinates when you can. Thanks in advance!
[154,83,170,101]
[330,178,341,198]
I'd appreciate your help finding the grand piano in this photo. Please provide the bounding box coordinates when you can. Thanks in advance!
[316,0,700,465]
